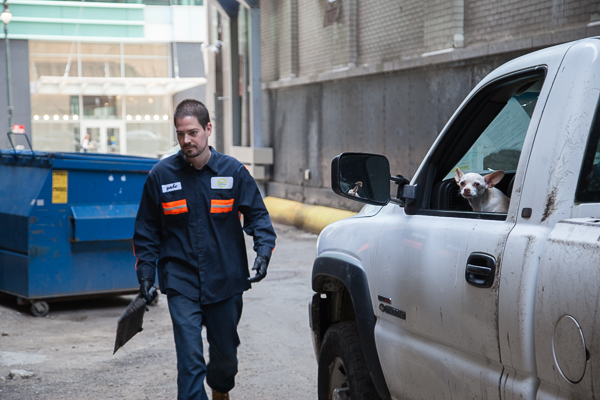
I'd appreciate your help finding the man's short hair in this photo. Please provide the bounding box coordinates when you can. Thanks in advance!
[173,99,211,129]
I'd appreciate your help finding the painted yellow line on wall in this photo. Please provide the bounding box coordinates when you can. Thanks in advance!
[264,196,357,234]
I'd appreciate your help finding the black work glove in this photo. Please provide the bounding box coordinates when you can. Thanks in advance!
[248,255,269,283]
[139,277,158,305]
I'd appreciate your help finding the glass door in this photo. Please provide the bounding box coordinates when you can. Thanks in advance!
[80,121,126,154]
[106,127,122,154]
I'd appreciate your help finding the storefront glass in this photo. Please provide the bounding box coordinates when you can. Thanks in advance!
[31,123,80,152]
[31,94,78,122]
[126,122,172,157]
[83,96,122,119]
[125,96,170,120]
[29,41,176,158]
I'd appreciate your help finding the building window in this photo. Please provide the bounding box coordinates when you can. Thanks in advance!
[124,44,170,78]
[83,96,122,119]
[31,94,79,122]
[29,41,78,80]
[29,41,170,79]
[64,0,204,4]
[80,43,121,78]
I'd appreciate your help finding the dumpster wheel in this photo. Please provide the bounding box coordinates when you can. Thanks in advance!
[30,301,50,317]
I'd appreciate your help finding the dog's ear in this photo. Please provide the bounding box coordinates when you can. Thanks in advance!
[454,168,464,184]
[484,170,505,187]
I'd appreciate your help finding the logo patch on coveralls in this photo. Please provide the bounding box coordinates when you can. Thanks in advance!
[162,182,182,193]
[211,177,233,189]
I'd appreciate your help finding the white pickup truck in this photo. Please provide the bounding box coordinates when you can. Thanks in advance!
[309,37,600,400]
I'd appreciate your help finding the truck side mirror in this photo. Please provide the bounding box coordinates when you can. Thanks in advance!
[331,153,391,206]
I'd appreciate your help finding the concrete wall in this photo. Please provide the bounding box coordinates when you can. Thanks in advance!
[0,39,31,150]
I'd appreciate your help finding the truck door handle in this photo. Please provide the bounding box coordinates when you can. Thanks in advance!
[466,264,491,276]
[465,253,496,288]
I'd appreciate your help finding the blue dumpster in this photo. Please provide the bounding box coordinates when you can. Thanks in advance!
[0,149,157,315]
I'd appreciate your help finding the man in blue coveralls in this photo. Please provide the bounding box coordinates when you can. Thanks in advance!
[133,99,276,400]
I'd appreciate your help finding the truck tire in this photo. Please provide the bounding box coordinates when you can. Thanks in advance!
[318,321,381,400]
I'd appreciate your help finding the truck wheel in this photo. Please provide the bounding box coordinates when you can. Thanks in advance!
[318,321,381,400]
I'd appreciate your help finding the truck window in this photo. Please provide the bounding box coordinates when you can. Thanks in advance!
[444,90,540,179]
[575,95,600,203]
[422,70,546,218]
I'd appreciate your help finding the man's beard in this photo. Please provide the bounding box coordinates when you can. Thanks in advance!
[183,143,206,159]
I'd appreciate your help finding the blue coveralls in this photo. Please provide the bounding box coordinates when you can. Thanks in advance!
[133,148,276,399]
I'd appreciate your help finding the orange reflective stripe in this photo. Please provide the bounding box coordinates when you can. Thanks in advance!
[211,199,234,206]
[211,207,233,213]
[163,199,187,208]
[165,207,188,215]
[163,199,188,215]
[133,242,139,271]
[211,199,234,213]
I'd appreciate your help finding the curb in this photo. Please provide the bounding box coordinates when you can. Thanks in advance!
[263,196,357,234]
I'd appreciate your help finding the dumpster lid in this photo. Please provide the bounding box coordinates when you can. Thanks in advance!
[70,204,139,242]
[1,150,158,171]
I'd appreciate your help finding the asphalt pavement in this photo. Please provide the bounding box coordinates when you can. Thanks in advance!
[0,222,319,400]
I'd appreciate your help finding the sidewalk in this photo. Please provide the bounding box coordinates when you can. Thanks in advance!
[263,196,357,234]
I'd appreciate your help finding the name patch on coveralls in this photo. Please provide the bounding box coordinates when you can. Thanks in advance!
[162,182,182,193]
[211,177,234,189]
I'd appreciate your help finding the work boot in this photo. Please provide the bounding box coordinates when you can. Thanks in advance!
[212,390,229,400]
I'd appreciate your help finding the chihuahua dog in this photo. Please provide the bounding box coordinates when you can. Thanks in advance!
[454,168,509,213]
[347,181,363,197]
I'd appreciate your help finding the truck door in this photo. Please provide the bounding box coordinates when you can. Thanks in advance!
[373,68,548,399]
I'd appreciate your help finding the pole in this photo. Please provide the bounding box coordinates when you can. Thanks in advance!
[3,8,12,132]
[249,4,262,148]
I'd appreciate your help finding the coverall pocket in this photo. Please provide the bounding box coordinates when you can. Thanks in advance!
[210,198,234,219]
[162,199,189,216]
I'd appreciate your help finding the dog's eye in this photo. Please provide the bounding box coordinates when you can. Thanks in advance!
[473,182,480,187]
[460,181,465,186]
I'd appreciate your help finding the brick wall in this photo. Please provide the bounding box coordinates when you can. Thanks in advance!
[297,0,351,75]
[465,0,595,45]
[261,0,597,81]
[260,0,278,82]
[357,0,424,64]
[594,1,600,21]
[424,0,464,52]
[277,0,296,78]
